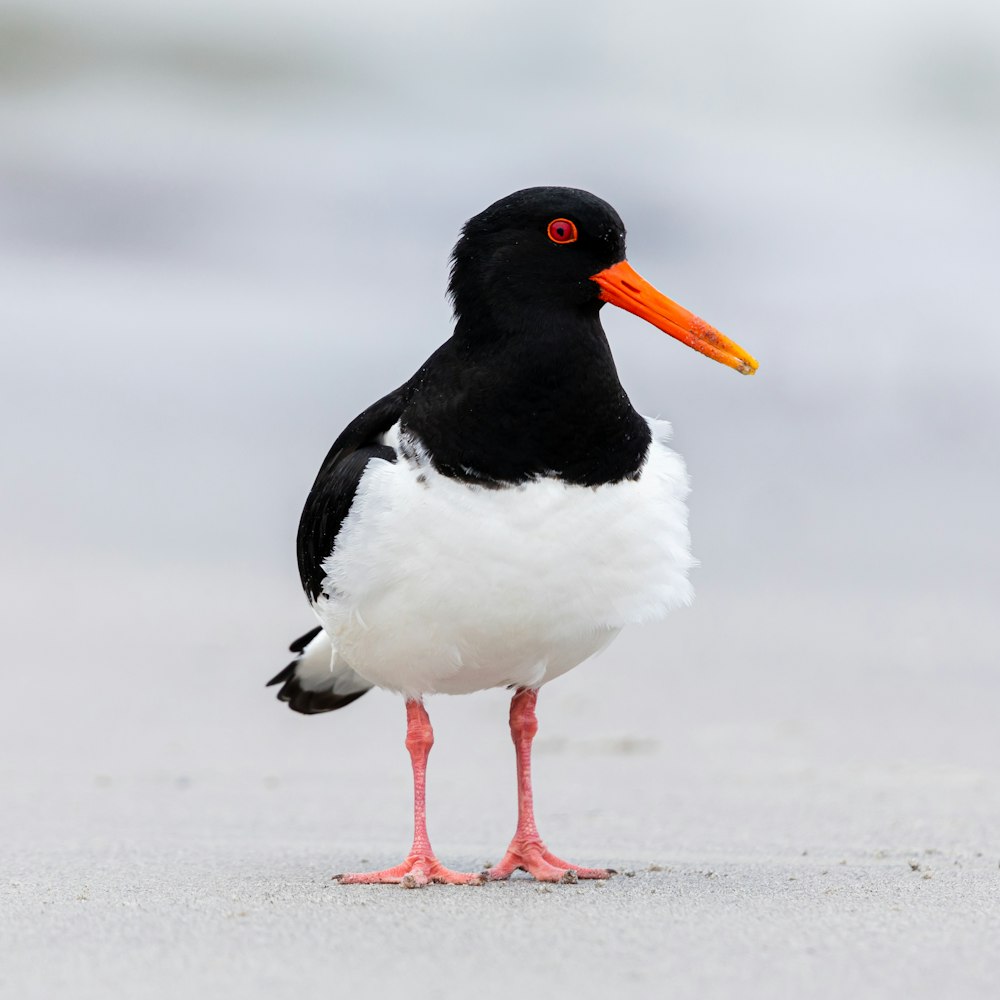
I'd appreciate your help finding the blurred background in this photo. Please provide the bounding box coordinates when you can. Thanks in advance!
[2,0,1000,981]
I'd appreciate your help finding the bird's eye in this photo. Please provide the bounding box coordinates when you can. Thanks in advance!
[547,218,578,244]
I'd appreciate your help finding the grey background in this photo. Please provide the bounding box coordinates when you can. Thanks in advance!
[2,1,999,997]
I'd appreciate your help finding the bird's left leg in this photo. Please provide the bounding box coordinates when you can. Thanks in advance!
[486,687,616,883]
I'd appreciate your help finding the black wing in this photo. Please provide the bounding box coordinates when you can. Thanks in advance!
[296,385,408,602]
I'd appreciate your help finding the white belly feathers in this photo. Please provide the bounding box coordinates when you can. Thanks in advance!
[313,419,694,697]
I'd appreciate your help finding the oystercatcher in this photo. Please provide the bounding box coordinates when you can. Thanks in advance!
[268,187,758,886]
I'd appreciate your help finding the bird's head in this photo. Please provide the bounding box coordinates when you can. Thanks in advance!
[449,186,758,375]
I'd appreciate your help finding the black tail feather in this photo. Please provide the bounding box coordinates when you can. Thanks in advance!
[288,625,323,654]
[276,681,369,714]
[268,628,371,715]
[266,662,296,687]
[269,661,370,714]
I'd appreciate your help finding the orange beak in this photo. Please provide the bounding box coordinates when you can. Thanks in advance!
[591,260,758,375]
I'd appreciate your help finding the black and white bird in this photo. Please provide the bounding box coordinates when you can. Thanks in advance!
[268,187,758,887]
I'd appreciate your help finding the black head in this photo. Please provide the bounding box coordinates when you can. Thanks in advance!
[448,187,627,337]
[447,186,759,375]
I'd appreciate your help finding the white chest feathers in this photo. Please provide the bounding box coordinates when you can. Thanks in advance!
[314,419,694,697]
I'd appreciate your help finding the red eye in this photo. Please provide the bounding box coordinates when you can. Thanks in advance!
[547,218,578,244]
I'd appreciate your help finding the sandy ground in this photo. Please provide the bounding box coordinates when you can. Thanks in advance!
[6,852,1000,1000]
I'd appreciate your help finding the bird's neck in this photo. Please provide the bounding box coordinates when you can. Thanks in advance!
[402,313,651,487]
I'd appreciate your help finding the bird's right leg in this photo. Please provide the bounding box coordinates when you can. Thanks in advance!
[335,698,483,888]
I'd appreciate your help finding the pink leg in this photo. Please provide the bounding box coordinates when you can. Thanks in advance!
[336,700,482,888]
[486,688,616,883]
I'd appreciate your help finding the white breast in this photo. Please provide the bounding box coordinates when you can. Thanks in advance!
[313,419,694,698]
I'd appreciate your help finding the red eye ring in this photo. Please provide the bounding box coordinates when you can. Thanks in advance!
[547,218,578,244]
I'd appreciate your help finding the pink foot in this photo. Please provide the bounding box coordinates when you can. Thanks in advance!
[336,855,483,888]
[486,837,616,883]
